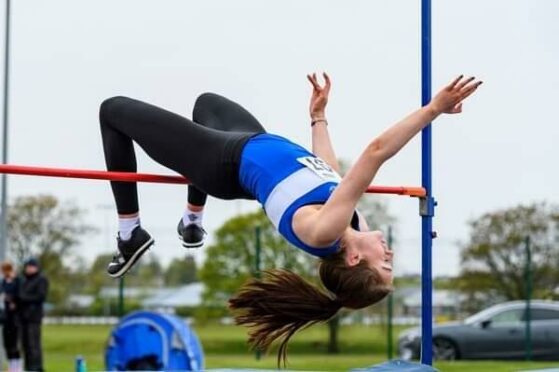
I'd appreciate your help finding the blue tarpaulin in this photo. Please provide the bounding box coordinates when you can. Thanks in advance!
[105,310,204,371]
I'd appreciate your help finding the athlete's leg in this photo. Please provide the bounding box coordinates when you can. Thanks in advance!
[192,92,266,133]
[176,93,266,247]
[176,93,267,247]
[99,96,253,275]
[100,96,252,205]
[187,93,266,207]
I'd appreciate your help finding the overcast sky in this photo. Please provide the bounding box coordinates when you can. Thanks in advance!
[2,0,558,277]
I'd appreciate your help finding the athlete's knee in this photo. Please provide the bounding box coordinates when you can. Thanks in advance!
[99,96,131,124]
[194,92,221,107]
[193,92,225,115]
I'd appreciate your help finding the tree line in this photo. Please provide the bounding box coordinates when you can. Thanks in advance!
[6,194,559,316]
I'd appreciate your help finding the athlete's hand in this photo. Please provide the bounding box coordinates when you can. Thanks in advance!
[307,72,331,120]
[429,75,483,115]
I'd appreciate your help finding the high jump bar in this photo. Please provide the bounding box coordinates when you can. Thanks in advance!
[0,164,426,197]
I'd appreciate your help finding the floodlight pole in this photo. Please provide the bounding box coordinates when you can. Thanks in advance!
[254,226,262,361]
[420,0,434,365]
[524,236,532,361]
[386,226,394,360]
[118,277,125,318]
[0,0,11,262]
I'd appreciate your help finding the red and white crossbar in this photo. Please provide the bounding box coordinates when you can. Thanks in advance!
[0,164,426,197]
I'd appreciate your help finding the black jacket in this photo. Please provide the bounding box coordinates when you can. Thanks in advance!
[18,273,48,323]
[1,276,20,320]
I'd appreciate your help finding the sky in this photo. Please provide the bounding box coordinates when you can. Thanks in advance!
[2,0,558,277]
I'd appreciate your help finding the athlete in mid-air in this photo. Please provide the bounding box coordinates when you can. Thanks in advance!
[99,73,481,363]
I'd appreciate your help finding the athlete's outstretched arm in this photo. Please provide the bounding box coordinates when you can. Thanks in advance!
[307,72,340,174]
[295,76,483,247]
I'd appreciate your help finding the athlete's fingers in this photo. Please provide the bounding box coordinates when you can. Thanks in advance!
[448,75,463,90]
[323,72,331,93]
[315,73,323,89]
[459,81,482,100]
[456,76,475,91]
[307,74,320,91]
[323,72,331,86]
[307,74,314,86]
[313,73,322,90]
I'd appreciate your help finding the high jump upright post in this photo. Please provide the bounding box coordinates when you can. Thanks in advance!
[0,0,12,263]
[421,0,434,365]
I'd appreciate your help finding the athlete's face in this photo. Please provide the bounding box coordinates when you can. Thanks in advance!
[344,230,394,284]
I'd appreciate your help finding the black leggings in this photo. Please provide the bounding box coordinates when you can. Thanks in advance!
[99,93,266,214]
[2,313,20,359]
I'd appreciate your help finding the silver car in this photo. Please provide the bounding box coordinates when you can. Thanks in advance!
[398,301,559,360]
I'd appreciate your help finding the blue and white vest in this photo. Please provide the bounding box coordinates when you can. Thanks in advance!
[239,133,355,257]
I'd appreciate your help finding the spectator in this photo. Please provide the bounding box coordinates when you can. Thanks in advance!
[19,258,48,372]
[1,261,22,372]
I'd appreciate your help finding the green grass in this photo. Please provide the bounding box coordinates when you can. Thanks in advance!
[42,324,559,371]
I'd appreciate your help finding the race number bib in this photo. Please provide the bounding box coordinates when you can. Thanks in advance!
[297,156,342,182]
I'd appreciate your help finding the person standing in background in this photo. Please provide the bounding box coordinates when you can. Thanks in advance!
[18,258,48,372]
[1,261,22,372]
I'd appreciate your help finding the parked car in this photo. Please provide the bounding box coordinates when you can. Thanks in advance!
[398,300,559,360]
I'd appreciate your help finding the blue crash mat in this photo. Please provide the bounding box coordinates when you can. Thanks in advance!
[351,360,439,372]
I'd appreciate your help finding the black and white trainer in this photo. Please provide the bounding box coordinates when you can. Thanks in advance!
[177,219,206,248]
[107,226,154,278]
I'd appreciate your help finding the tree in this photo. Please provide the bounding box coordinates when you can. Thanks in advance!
[88,253,115,295]
[7,195,94,263]
[127,254,164,287]
[457,202,559,311]
[7,194,95,306]
[357,197,396,231]
[165,255,197,286]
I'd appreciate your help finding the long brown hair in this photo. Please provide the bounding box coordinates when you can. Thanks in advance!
[228,250,393,366]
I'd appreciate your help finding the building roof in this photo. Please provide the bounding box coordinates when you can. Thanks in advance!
[142,283,204,308]
[99,286,158,299]
[66,294,95,308]
[402,289,462,308]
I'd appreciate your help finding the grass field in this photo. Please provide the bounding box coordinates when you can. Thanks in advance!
[42,323,559,371]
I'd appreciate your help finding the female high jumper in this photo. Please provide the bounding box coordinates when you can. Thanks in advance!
[99,73,481,362]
